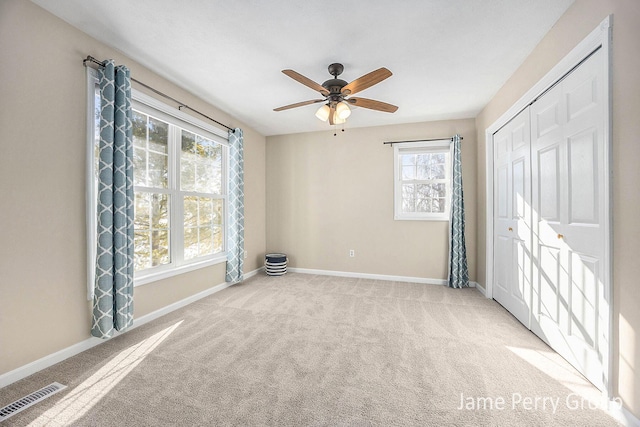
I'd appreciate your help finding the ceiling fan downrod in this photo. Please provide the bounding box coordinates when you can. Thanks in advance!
[322,63,348,103]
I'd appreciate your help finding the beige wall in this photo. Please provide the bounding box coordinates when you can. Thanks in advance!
[475,0,640,417]
[0,0,266,375]
[266,119,476,282]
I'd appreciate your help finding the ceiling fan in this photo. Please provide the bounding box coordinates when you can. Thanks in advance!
[273,63,398,125]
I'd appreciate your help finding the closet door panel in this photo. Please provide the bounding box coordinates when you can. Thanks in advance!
[568,130,599,224]
[569,252,599,348]
[537,145,561,222]
[537,243,562,324]
[495,235,510,295]
[512,158,526,219]
[493,108,531,328]
[513,238,529,304]
[497,165,509,219]
[530,49,606,390]
[535,102,561,138]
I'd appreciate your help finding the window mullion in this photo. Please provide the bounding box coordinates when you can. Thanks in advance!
[134,185,172,194]
[184,191,223,199]
[171,124,183,267]
[145,116,151,187]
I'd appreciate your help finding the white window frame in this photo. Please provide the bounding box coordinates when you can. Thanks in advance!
[86,67,229,299]
[393,140,451,221]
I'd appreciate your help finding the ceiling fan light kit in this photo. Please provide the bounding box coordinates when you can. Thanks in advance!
[315,101,350,123]
[332,113,346,125]
[335,101,351,120]
[315,104,330,121]
[274,63,398,127]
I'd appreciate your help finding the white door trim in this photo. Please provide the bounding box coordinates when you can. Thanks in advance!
[484,15,613,396]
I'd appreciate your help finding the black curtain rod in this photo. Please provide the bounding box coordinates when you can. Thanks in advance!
[383,137,463,146]
[83,56,235,133]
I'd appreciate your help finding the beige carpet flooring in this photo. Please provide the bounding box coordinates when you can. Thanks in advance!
[0,272,621,426]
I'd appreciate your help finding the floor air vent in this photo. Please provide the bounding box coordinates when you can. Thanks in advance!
[0,382,66,422]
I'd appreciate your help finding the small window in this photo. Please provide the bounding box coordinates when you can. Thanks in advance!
[393,141,451,221]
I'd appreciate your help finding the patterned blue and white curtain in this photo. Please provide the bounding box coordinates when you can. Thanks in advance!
[91,60,135,338]
[226,128,245,283]
[448,134,469,288]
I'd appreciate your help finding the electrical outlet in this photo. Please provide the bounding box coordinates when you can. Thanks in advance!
[349,249,355,257]
[244,250,248,259]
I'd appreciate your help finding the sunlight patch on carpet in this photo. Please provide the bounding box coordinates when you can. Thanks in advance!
[27,321,183,426]
[506,346,603,403]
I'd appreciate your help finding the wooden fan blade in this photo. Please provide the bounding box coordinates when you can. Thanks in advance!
[273,99,325,112]
[282,69,329,96]
[341,68,392,96]
[346,97,398,113]
[329,104,336,125]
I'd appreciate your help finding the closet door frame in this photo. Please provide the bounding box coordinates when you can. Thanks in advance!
[484,15,612,395]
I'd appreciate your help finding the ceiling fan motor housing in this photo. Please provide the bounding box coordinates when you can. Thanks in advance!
[322,78,347,97]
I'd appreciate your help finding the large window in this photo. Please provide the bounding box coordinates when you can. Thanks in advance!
[393,141,451,221]
[86,68,228,291]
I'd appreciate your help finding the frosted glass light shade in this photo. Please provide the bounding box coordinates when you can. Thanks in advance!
[335,101,351,119]
[333,113,346,124]
[315,104,330,121]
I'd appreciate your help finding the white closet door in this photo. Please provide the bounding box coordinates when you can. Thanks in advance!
[530,48,607,390]
[493,108,532,328]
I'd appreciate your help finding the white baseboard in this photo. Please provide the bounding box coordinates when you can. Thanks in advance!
[288,267,447,285]
[471,281,486,296]
[289,268,486,295]
[611,403,640,427]
[243,267,263,280]
[0,267,262,389]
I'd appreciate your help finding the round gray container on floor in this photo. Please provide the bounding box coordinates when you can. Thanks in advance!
[265,253,287,276]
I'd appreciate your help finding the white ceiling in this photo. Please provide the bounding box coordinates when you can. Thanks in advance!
[32,0,574,136]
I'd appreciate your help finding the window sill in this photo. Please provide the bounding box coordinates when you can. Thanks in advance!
[134,253,227,287]
[394,215,450,221]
